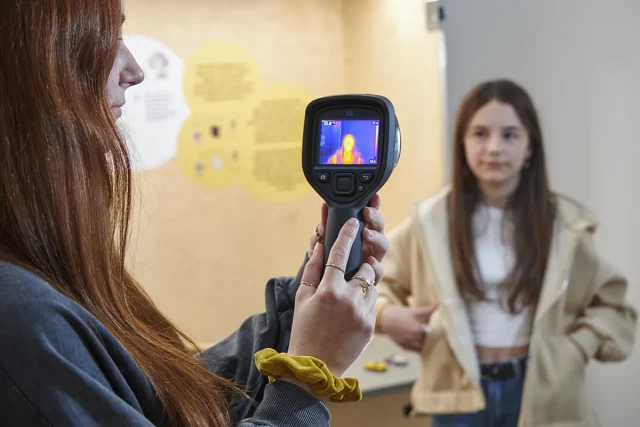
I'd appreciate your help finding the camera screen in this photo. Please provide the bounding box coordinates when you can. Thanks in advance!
[317,119,380,166]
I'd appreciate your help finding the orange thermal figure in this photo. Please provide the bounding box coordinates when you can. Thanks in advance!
[328,134,364,165]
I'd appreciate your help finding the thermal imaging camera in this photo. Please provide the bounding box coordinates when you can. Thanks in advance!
[302,94,401,279]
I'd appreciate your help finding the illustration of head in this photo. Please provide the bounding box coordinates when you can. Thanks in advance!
[149,52,169,78]
[342,134,355,152]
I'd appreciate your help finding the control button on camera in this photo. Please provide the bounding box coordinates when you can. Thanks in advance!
[359,173,374,183]
[317,172,330,183]
[334,173,355,195]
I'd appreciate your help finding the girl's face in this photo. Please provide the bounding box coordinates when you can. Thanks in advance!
[463,100,532,193]
[106,2,144,119]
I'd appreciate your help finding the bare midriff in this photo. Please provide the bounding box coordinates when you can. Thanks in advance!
[476,345,529,362]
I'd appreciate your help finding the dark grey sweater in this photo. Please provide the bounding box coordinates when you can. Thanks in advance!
[0,258,330,426]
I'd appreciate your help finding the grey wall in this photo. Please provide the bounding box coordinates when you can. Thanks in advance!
[440,0,640,424]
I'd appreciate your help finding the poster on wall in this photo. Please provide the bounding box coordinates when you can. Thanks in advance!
[177,41,315,202]
[238,83,315,202]
[177,42,259,189]
[119,34,190,171]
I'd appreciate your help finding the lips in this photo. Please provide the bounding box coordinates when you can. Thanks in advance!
[112,105,123,118]
[486,161,502,169]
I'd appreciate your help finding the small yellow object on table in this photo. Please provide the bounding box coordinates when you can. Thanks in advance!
[364,360,388,372]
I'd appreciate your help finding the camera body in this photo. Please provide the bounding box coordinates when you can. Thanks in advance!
[302,94,401,278]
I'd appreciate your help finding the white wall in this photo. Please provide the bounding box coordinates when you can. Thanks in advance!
[440,0,640,424]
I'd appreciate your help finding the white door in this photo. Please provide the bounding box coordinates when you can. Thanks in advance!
[439,0,640,425]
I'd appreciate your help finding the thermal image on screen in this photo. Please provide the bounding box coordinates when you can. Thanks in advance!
[318,119,379,165]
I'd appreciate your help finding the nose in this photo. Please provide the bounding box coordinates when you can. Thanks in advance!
[122,50,145,88]
[129,66,145,87]
[487,134,501,153]
[125,62,145,87]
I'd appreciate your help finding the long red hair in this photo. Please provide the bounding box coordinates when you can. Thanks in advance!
[0,1,233,425]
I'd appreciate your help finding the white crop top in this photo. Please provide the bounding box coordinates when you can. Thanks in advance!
[466,204,533,347]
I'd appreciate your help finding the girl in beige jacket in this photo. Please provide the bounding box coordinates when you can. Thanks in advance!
[376,79,636,427]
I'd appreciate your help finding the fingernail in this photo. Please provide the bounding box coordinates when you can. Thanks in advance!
[365,229,372,238]
[367,207,375,216]
[347,218,358,228]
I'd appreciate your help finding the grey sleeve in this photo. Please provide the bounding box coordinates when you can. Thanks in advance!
[0,366,156,427]
[198,254,313,423]
[0,368,329,427]
[0,301,158,427]
[238,382,329,427]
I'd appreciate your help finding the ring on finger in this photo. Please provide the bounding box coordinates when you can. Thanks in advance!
[326,263,345,274]
[314,225,325,244]
[301,281,318,289]
[358,282,370,295]
[354,275,375,287]
[353,275,375,295]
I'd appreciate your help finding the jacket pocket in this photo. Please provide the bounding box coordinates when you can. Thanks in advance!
[528,335,588,425]
[566,335,588,366]
[420,309,459,392]
[422,308,445,353]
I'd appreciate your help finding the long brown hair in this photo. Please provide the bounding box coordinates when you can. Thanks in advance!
[0,1,233,425]
[448,79,555,313]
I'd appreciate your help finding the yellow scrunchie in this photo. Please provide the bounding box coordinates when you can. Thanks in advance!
[254,348,362,403]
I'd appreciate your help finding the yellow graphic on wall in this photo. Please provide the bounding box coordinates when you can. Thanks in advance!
[183,42,261,113]
[239,84,315,202]
[177,113,247,188]
[177,41,314,202]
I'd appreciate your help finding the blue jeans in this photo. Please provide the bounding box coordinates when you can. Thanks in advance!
[431,365,524,427]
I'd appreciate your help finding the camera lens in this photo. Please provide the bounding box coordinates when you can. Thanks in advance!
[393,120,402,168]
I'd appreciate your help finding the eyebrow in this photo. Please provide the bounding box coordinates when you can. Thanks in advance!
[468,125,523,132]
[503,126,523,132]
